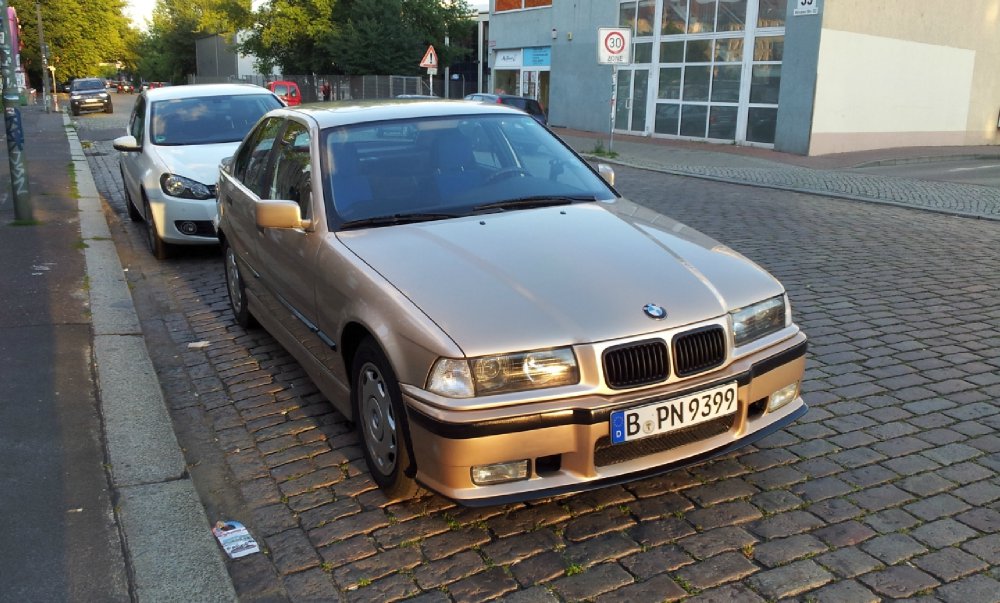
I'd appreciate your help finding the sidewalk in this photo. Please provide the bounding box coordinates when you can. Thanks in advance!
[0,105,236,602]
[554,127,1000,221]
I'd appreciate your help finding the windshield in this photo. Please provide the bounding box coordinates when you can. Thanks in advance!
[73,79,104,92]
[150,94,283,146]
[321,114,615,226]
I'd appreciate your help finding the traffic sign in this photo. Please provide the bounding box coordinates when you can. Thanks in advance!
[597,28,631,65]
[420,45,438,68]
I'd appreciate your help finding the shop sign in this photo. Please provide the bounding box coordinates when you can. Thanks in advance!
[495,49,523,69]
[523,47,551,67]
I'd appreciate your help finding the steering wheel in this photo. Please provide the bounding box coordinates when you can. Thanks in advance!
[486,167,530,184]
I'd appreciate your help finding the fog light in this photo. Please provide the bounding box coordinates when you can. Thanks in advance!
[471,460,529,485]
[178,221,198,235]
[768,382,800,412]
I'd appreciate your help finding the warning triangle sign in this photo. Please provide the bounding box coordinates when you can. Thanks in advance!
[420,45,437,68]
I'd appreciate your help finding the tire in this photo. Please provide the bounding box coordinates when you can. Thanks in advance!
[223,239,256,328]
[352,337,420,501]
[122,168,142,222]
[105,103,113,114]
[71,106,80,116]
[142,195,170,260]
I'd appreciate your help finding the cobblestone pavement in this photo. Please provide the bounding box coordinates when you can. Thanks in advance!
[557,134,1000,221]
[81,116,1000,602]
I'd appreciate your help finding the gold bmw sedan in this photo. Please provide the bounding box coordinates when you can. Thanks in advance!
[216,101,807,506]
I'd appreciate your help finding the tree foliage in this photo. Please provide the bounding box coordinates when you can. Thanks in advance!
[10,0,135,84]
[241,0,475,76]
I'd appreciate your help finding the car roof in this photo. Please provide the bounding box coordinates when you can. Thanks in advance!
[268,100,532,128]
[143,83,275,101]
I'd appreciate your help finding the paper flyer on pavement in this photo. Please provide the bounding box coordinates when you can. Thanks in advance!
[212,521,260,559]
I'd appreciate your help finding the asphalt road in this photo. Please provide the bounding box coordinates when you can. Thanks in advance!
[74,93,1000,602]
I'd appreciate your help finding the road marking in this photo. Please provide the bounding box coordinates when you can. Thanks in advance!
[948,164,1000,172]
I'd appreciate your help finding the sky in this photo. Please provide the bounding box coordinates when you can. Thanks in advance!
[125,0,490,30]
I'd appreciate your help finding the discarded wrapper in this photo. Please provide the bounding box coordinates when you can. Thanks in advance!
[212,520,260,559]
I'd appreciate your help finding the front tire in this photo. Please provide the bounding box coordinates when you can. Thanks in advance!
[223,239,256,328]
[142,195,170,260]
[105,103,113,114]
[352,337,420,501]
[122,168,142,222]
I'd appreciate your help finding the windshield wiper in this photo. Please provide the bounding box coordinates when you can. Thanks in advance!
[473,195,596,213]
[340,212,459,230]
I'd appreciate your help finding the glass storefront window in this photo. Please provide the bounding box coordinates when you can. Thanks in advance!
[757,0,785,27]
[754,36,784,61]
[688,0,715,34]
[634,42,653,64]
[658,67,682,99]
[683,65,711,101]
[715,38,743,62]
[637,0,656,36]
[750,64,781,103]
[661,0,687,35]
[680,104,708,137]
[711,65,741,102]
[747,107,777,143]
[655,103,680,135]
[716,0,747,31]
[685,39,713,62]
[619,1,636,32]
[708,105,738,139]
[661,41,684,63]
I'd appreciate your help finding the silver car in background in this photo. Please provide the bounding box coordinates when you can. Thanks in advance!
[114,83,283,258]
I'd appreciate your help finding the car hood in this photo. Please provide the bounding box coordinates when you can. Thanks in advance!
[338,200,785,357]
[151,143,241,186]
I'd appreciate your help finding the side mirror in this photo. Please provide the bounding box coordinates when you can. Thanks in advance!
[598,163,615,187]
[256,199,311,230]
[112,135,141,152]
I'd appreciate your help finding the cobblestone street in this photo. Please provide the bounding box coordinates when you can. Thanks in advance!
[81,114,1000,602]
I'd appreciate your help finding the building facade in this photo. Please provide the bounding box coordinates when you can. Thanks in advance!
[488,0,1000,155]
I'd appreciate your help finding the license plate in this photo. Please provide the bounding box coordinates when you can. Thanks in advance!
[610,382,738,444]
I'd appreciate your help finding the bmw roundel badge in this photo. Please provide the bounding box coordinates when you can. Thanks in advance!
[643,303,667,320]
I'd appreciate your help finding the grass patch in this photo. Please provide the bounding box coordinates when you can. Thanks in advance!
[564,563,584,577]
[10,219,41,226]
[75,239,90,249]
[66,163,80,199]
[590,139,619,159]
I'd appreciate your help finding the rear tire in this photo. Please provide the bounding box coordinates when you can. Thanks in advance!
[352,337,420,501]
[142,195,170,260]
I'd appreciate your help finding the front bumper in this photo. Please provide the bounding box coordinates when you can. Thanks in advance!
[147,194,219,245]
[404,334,807,506]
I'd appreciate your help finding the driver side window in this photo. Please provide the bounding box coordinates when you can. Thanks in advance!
[267,122,312,218]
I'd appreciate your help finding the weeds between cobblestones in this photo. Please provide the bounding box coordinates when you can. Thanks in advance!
[78,133,1000,602]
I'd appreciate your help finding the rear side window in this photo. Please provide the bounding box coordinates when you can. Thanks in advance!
[232,117,284,197]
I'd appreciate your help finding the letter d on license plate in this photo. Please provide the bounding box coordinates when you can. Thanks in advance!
[610,382,738,444]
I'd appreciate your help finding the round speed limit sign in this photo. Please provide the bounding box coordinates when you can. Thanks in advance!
[598,27,631,64]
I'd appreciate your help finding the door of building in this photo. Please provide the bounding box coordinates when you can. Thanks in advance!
[614,67,649,134]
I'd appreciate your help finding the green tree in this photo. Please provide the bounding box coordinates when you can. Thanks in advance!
[11,0,135,85]
[241,0,474,76]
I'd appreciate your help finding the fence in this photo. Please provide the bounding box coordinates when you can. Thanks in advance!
[187,73,476,102]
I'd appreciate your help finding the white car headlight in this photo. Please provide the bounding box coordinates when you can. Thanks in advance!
[160,174,213,200]
[428,347,579,398]
[730,295,788,347]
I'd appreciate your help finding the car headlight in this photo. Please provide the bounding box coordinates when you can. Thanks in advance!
[70,94,80,100]
[160,174,213,200]
[428,347,579,398]
[730,295,788,347]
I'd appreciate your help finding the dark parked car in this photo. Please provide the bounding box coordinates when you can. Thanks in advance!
[465,93,547,125]
[69,78,113,116]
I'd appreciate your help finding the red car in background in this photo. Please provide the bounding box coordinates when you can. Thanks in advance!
[266,80,301,106]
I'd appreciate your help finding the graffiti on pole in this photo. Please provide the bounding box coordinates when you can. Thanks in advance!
[5,105,26,196]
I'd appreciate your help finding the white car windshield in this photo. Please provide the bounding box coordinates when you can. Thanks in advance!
[322,114,616,226]
[150,94,283,146]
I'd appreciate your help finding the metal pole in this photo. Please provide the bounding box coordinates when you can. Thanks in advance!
[444,32,450,98]
[609,66,617,153]
[1,0,32,221]
[35,2,50,113]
